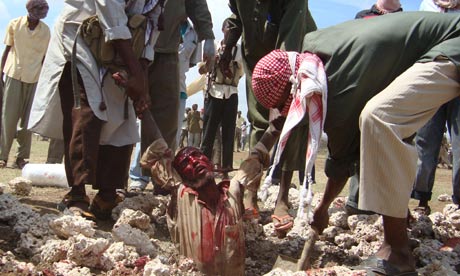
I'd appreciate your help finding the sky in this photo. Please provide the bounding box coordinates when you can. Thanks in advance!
[1,0,421,118]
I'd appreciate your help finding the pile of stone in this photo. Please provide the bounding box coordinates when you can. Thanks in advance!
[0,180,459,275]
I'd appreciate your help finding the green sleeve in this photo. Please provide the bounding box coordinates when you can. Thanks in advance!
[276,0,317,51]
[186,0,215,41]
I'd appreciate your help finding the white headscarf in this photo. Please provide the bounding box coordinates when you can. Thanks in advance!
[434,0,460,8]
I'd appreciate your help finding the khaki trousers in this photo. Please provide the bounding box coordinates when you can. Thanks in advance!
[359,60,460,218]
[0,77,36,161]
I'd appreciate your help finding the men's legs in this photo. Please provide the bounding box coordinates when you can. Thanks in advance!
[15,81,36,163]
[447,97,460,205]
[148,52,179,150]
[59,63,102,196]
[359,60,459,271]
[411,106,446,209]
[221,94,238,170]
[0,77,25,163]
[201,96,221,160]
[128,120,149,191]
[46,138,65,164]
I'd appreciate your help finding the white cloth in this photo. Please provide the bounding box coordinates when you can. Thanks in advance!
[267,52,328,220]
[28,0,163,146]
[420,0,460,12]
[178,20,201,93]
[207,40,243,99]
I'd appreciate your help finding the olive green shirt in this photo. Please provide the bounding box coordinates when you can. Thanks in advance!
[155,0,214,53]
[228,0,317,70]
[302,12,460,180]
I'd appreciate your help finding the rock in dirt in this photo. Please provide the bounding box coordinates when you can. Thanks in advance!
[8,177,32,196]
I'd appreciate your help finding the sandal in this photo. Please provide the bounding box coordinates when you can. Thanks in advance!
[0,160,6,168]
[12,158,28,169]
[57,193,96,220]
[243,207,260,221]
[413,206,431,216]
[272,214,294,238]
[90,194,123,220]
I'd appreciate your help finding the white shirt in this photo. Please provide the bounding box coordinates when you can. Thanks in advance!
[207,40,243,100]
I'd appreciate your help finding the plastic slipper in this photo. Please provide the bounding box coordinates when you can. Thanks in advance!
[271,214,294,231]
[243,207,260,221]
[359,256,417,276]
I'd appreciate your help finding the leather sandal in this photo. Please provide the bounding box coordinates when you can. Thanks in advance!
[272,214,294,238]
[90,194,123,220]
[57,193,96,220]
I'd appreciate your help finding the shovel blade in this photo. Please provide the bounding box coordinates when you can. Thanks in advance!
[273,254,299,272]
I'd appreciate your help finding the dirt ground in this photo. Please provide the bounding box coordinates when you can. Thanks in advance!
[0,138,457,275]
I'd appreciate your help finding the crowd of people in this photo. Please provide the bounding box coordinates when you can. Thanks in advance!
[1,0,460,275]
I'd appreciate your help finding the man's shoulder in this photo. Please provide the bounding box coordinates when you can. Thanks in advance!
[7,16,25,28]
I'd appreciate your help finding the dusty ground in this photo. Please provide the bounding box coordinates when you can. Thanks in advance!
[0,138,457,275]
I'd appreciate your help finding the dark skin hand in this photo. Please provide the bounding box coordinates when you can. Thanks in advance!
[112,39,150,117]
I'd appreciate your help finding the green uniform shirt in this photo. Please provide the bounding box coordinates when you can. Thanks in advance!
[302,12,460,180]
[228,0,317,70]
[155,0,214,53]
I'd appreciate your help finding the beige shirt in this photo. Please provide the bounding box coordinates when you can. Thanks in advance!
[3,16,50,84]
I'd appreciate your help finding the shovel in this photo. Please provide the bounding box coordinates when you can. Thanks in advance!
[272,227,319,271]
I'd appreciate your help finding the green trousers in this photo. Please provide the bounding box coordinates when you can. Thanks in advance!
[0,77,36,161]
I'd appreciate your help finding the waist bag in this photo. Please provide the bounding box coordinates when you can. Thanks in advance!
[80,14,147,73]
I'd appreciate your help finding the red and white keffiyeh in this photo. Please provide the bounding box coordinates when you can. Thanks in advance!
[253,50,328,220]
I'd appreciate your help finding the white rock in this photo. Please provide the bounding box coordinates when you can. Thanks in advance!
[53,261,92,276]
[0,251,37,275]
[334,233,357,249]
[100,242,140,271]
[321,226,344,242]
[112,193,169,221]
[8,177,32,196]
[50,215,96,238]
[329,211,349,229]
[438,194,452,202]
[446,210,460,230]
[0,183,5,194]
[67,234,111,268]
[112,223,156,256]
[40,239,69,263]
[143,258,170,276]
[443,204,459,216]
[115,208,152,231]
[349,240,380,257]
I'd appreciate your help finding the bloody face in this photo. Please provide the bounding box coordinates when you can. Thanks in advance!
[173,147,213,186]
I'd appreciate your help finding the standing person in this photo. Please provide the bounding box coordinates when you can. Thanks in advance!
[179,107,191,148]
[240,121,248,151]
[145,0,214,154]
[200,19,244,175]
[250,12,460,274]
[28,0,163,220]
[234,111,245,152]
[411,0,460,214]
[187,104,202,148]
[218,0,317,223]
[176,19,201,148]
[346,0,403,215]
[0,0,50,169]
